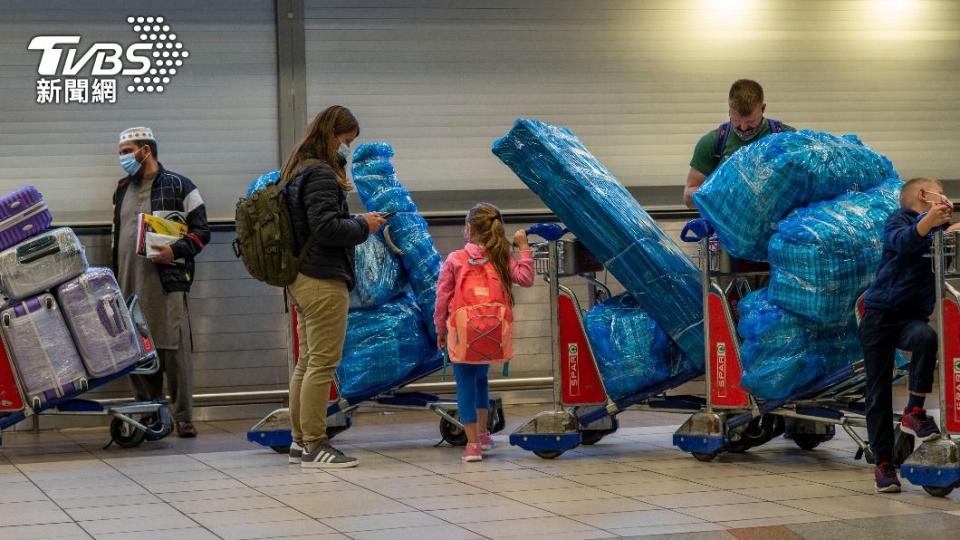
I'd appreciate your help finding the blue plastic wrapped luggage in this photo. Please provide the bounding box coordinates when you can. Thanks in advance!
[352,143,442,340]
[350,231,408,309]
[493,118,704,368]
[693,130,897,261]
[737,289,828,400]
[583,294,694,400]
[737,289,863,400]
[338,293,433,398]
[246,169,281,196]
[767,179,903,324]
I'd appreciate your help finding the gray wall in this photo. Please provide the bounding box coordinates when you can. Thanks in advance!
[304,0,960,212]
[0,0,279,224]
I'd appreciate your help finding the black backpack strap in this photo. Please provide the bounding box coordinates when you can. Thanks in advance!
[768,118,784,133]
[713,122,731,164]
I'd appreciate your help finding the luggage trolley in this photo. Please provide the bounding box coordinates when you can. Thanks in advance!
[673,219,913,463]
[509,223,705,459]
[0,295,173,449]
[247,309,506,453]
[900,228,960,497]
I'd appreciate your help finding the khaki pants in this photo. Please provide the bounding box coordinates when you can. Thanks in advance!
[287,274,349,450]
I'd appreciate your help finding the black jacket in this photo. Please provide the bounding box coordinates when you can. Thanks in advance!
[111,164,210,293]
[864,208,935,320]
[286,162,369,290]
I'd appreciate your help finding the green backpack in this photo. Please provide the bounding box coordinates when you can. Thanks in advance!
[233,174,311,287]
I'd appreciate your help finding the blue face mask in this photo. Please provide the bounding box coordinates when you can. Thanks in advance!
[119,151,142,176]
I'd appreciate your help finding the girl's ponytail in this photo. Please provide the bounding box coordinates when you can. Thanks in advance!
[466,203,515,304]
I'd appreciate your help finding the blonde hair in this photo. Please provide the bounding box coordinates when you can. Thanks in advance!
[281,105,358,190]
[467,203,515,304]
[901,176,943,206]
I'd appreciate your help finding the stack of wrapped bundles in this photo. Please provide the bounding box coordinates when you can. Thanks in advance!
[693,128,903,399]
[767,179,903,324]
[582,294,696,400]
[693,131,897,261]
[352,143,443,341]
[737,289,862,399]
[493,118,704,369]
[338,292,434,397]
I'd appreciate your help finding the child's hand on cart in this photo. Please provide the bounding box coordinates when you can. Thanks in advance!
[513,229,529,250]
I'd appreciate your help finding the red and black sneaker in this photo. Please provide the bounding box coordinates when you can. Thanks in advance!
[875,461,901,493]
[901,407,941,442]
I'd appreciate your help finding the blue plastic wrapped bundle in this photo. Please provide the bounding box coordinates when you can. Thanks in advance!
[693,130,897,261]
[737,289,825,400]
[352,143,443,340]
[246,169,281,196]
[349,231,408,309]
[493,118,704,368]
[583,294,693,399]
[338,293,433,398]
[768,179,903,323]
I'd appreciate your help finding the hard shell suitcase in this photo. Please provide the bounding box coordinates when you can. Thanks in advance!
[0,294,87,410]
[56,268,141,378]
[0,338,25,414]
[0,185,53,251]
[0,227,88,300]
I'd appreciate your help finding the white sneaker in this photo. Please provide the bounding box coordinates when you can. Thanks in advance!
[289,441,303,464]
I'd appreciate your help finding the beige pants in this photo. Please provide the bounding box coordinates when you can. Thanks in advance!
[287,274,349,450]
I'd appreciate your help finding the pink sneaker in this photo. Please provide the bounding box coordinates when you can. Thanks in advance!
[462,442,483,462]
[478,432,495,451]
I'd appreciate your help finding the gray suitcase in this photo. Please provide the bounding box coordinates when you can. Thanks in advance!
[0,294,87,409]
[56,268,141,378]
[0,227,88,300]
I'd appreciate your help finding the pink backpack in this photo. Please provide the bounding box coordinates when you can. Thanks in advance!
[445,250,513,364]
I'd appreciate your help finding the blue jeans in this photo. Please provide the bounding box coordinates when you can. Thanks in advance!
[453,363,490,424]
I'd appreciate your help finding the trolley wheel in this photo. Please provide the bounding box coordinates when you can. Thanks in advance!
[534,450,565,459]
[439,412,468,447]
[488,399,506,435]
[270,445,290,454]
[791,433,827,451]
[580,417,619,446]
[922,485,954,498]
[893,426,915,467]
[692,452,717,462]
[143,406,173,442]
[109,417,146,448]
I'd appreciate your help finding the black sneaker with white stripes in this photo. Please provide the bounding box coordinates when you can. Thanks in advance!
[301,443,359,469]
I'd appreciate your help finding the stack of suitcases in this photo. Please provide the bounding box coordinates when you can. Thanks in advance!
[0,185,144,415]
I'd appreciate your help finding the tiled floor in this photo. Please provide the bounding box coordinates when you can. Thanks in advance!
[1,405,958,539]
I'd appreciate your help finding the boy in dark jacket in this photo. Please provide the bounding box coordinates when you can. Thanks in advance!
[860,176,959,492]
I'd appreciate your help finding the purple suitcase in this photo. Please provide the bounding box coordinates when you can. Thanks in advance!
[56,268,140,378]
[0,294,87,410]
[0,185,53,251]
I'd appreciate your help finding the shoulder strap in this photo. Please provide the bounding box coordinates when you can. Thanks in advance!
[768,118,783,133]
[713,122,730,163]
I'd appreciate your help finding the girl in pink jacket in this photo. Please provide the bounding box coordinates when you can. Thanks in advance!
[434,203,535,462]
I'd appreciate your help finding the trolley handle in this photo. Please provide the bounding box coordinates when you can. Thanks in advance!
[525,222,569,242]
[680,219,714,243]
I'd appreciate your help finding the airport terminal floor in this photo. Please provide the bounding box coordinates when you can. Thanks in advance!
[2,395,958,540]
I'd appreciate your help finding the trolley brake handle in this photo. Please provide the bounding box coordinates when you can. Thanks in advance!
[680,219,714,243]
[525,222,569,241]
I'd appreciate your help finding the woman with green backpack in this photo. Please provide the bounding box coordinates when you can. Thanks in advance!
[281,105,386,469]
